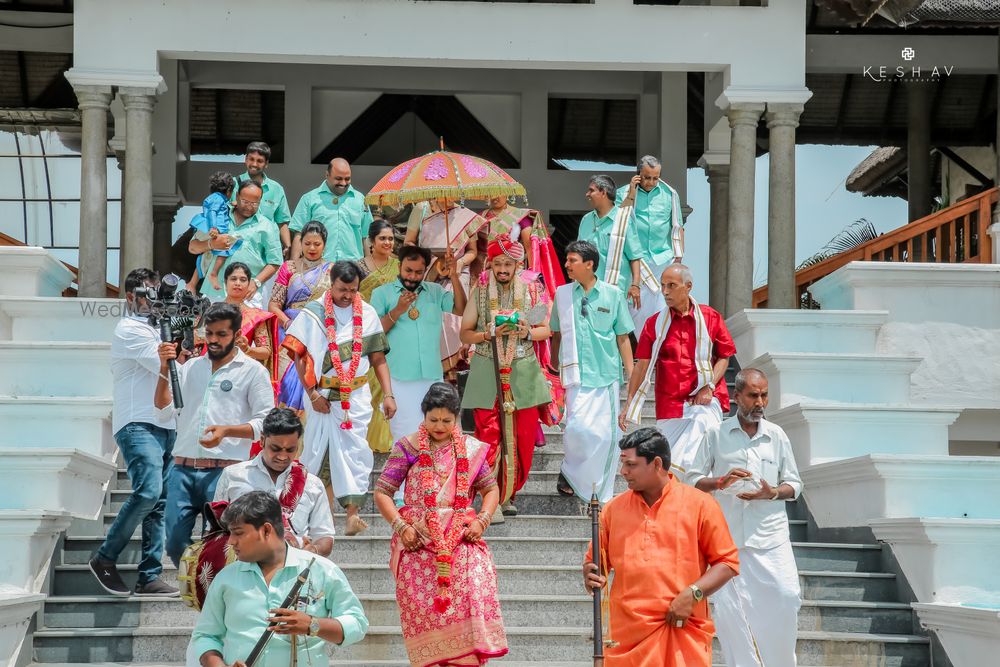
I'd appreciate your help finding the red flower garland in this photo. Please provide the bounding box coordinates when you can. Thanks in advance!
[417,424,474,613]
[324,291,364,430]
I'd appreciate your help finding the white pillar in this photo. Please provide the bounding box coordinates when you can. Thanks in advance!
[724,102,764,317]
[765,103,803,310]
[71,84,113,297]
[119,87,158,283]
[699,157,730,313]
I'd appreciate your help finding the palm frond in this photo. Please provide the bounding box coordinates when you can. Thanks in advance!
[796,219,880,270]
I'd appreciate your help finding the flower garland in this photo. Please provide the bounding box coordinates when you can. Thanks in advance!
[324,291,364,430]
[417,424,474,613]
[487,276,526,415]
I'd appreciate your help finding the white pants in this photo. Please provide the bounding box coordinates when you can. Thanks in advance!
[301,383,374,508]
[561,383,620,503]
[713,541,801,667]
[628,280,666,335]
[389,378,437,441]
[655,398,723,476]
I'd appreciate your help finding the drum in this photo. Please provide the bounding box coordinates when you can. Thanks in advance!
[178,501,236,611]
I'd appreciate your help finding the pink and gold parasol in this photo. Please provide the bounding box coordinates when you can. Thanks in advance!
[365,145,525,208]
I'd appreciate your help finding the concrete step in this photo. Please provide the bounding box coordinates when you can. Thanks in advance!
[0,396,114,458]
[106,487,591,516]
[52,562,898,601]
[0,296,123,342]
[802,454,1000,528]
[726,309,889,360]
[0,341,111,396]
[0,247,73,297]
[769,402,959,466]
[60,533,881,572]
[748,352,919,409]
[40,595,917,635]
[31,626,931,664]
[84,511,811,542]
[0,449,115,519]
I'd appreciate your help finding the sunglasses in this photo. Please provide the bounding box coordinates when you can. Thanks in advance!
[581,295,590,318]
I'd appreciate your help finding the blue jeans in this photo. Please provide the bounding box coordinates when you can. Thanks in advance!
[165,464,224,567]
[97,422,175,586]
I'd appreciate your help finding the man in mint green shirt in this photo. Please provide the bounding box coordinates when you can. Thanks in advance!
[190,181,283,305]
[577,175,644,306]
[233,141,292,256]
[290,158,373,262]
[370,245,467,441]
[614,155,684,270]
[550,240,634,503]
[189,491,367,667]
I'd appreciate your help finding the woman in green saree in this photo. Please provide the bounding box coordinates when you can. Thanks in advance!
[359,218,401,454]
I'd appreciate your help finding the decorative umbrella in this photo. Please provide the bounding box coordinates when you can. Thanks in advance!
[365,140,526,243]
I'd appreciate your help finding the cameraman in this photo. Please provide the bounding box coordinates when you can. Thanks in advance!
[154,302,275,566]
[89,268,178,597]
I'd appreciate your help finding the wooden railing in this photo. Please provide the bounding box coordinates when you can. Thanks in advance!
[0,231,120,297]
[753,187,997,308]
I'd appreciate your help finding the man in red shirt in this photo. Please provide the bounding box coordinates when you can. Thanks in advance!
[620,264,735,475]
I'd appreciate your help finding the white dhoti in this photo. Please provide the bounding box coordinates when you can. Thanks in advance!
[628,281,665,335]
[283,297,387,510]
[299,385,375,506]
[301,383,374,508]
[561,383,620,503]
[389,378,436,441]
[712,541,801,667]
[655,398,722,475]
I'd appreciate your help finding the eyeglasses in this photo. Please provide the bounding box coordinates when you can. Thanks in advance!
[581,295,590,318]
[238,199,261,208]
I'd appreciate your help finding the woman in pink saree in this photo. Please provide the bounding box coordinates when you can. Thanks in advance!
[374,382,508,666]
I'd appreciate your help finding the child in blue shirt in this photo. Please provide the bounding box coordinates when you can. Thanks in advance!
[189,171,239,292]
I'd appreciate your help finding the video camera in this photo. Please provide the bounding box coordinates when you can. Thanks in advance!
[133,274,211,354]
[134,274,211,409]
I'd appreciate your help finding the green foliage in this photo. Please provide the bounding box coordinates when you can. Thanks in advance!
[796,219,880,270]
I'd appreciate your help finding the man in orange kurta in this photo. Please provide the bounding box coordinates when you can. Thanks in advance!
[585,427,740,666]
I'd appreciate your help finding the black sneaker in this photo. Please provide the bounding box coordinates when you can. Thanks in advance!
[134,578,180,597]
[88,556,130,596]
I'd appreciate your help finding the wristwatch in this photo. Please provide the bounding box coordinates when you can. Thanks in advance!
[252,277,262,290]
[706,381,716,392]
[308,616,321,637]
[688,584,704,602]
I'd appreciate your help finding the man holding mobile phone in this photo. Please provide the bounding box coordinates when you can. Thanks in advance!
[154,303,275,568]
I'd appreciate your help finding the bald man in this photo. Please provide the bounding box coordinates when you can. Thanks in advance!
[620,264,735,475]
[290,158,374,262]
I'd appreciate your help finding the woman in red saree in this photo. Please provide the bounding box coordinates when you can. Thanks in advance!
[223,262,278,458]
[222,261,279,393]
[374,382,508,666]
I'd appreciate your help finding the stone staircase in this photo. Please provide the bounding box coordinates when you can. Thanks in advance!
[32,415,933,666]
[0,247,120,667]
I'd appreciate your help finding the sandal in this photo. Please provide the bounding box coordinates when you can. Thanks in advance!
[556,473,574,497]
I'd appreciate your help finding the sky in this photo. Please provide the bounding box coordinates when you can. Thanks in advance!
[681,144,908,302]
